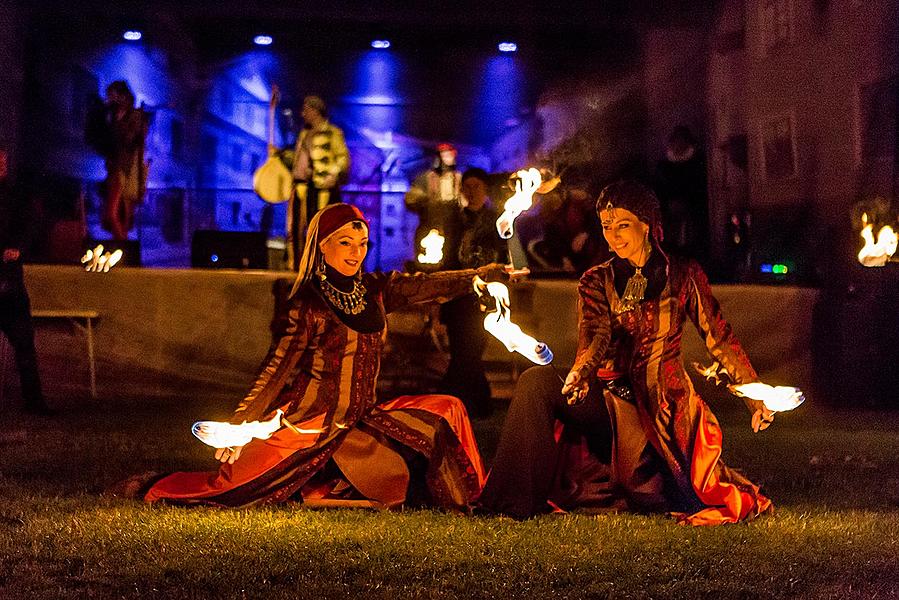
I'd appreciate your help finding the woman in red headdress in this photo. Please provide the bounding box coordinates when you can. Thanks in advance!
[479,181,775,525]
[139,203,503,509]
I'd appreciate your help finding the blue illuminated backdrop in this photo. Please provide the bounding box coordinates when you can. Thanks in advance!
[24,17,543,269]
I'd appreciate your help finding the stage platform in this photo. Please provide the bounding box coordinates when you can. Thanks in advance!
[5,265,819,403]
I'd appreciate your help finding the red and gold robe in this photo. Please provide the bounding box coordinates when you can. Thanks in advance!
[145,270,487,509]
[568,256,771,525]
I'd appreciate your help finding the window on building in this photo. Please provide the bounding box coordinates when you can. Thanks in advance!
[170,119,184,160]
[761,114,797,180]
[859,76,897,162]
[200,132,218,165]
[230,143,244,171]
[761,0,793,54]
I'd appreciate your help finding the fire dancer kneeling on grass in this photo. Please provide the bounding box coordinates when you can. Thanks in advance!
[124,204,508,509]
[478,181,780,525]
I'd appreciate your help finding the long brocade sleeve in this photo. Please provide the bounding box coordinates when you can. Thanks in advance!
[374,265,505,314]
[231,299,319,424]
[684,260,758,385]
[570,267,612,380]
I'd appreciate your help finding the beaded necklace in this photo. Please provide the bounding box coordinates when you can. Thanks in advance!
[318,272,367,315]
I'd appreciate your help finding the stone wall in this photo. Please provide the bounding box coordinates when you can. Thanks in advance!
[13,266,820,404]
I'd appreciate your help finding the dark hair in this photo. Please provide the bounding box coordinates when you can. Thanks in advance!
[106,80,135,105]
[596,180,664,242]
[303,95,327,117]
[461,167,489,184]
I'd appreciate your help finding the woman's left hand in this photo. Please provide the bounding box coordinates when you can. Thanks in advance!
[477,263,529,283]
[561,369,590,405]
[747,399,775,433]
[215,445,244,464]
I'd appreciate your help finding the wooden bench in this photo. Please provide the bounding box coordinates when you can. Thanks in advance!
[30,309,100,398]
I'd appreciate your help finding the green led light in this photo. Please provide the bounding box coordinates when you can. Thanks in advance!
[772,264,789,274]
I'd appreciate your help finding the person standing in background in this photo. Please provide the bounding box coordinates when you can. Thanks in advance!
[404,143,462,264]
[0,147,53,416]
[88,80,148,241]
[656,125,710,265]
[438,168,507,418]
[288,95,350,270]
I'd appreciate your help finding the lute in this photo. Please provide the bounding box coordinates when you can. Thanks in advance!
[252,84,293,204]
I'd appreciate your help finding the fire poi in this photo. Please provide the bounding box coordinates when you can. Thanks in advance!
[694,360,805,413]
[496,167,542,239]
[472,275,553,365]
[191,409,323,449]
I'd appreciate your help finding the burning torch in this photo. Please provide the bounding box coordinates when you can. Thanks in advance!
[857,212,897,267]
[417,228,445,265]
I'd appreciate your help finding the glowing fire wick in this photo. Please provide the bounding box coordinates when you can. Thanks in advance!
[417,228,445,265]
[191,409,323,449]
[473,275,553,365]
[694,361,805,413]
[496,168,542,239]
[857,213,897,267]
[81,244,123,273]
[730,383,806,413]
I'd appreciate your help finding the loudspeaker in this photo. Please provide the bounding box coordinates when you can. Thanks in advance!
[191,230,268,269]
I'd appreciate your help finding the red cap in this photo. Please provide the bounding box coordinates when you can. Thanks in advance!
[317,203,369,241]
[436,142,456,153]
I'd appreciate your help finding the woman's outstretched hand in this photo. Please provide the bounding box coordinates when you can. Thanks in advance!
[215,445,244,464]
[477,263,530,283]
[561,370,589,405]
[747,399,775,433]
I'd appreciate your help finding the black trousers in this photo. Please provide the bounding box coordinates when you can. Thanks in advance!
[478,365,612,518]
[0,277,45,409]
[439,295,491,416]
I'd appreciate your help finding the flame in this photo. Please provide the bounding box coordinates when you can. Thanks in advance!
[417,228,445,265]
[857,213,897,267]
[191,409,323,448]
[496,168,542,239]
[81,244,124,273]
[473,275,553,365]
[730,383,806,413]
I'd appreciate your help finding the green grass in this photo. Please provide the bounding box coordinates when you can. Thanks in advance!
[1,392,899,599]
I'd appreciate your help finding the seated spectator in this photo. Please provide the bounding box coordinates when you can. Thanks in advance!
[526,183,606,275]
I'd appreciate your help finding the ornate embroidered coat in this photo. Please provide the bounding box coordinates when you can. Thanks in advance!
[568,256,771,525]
[145,269,487,509]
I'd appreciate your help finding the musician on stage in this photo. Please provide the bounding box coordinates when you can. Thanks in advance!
[287,96,350,270]
[85,80,149,241]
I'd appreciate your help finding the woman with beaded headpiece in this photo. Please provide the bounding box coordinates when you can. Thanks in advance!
[479,181,775,525]
[139,203,507,509]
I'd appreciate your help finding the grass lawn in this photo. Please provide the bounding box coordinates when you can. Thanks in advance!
[1,389,899,599]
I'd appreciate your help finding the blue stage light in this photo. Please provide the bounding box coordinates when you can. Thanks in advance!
[211,254,219,263]
[371,40,391,49]
[123,31,142,41]
[254,35,273,46]
[498,42,517,52]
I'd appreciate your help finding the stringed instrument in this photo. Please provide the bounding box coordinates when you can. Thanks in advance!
[252,84,293,204]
